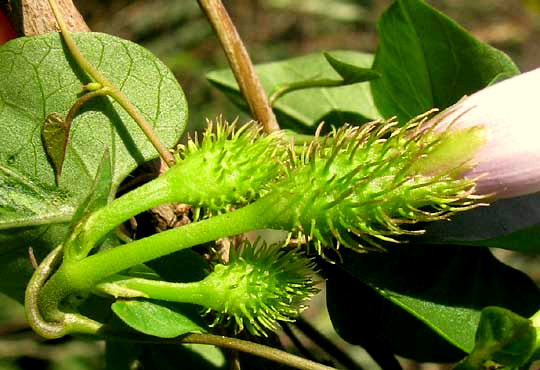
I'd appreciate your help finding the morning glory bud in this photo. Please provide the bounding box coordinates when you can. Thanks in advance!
[170,120,286,213]
[263,115,487,253]
[202,240,318,336]
[427,68,540,199]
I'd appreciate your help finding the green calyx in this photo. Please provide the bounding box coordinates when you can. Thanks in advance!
[264,114,488,253]
[92,240,317,337]
[201,240,318,336]
[74,120,285,256]
[169,119,286,214]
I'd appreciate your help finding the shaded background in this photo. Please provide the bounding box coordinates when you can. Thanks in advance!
[76,0,540,130]
[1,0,540,369]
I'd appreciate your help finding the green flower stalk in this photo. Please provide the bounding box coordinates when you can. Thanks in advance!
[96,240,318,336]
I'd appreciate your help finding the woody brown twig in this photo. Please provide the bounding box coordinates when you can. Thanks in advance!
[197,0,280,133]
[4,0,89,36]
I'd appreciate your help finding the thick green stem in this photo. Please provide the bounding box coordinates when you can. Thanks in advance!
[25,245,67,337]
[96,275,219,308]
[46,0,175,166]
[77,201,268,282]
[25,245,103,338]
[76,152,224,256]
[40,196,276,312]
[77,169,177,253]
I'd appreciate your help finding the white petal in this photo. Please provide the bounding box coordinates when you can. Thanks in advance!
[431,68,540,198]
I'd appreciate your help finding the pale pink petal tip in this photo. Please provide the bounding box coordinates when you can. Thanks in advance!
[430,68,540,199]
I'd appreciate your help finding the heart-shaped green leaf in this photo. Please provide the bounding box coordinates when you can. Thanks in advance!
[0,32,187,196]
[0,32,187,300]
[207,50,381,132]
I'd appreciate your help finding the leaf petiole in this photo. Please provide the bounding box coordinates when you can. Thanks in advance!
[46,0,175,167]
[25,245,103,338]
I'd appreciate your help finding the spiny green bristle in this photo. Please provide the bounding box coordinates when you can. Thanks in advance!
[171,118,287,214]
[266,113,487,254]
[202,239,318,336]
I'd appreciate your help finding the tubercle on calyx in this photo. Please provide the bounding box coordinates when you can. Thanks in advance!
[170,118,287,214]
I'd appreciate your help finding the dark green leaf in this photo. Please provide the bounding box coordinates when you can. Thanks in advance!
[326,245,540,362]
[0,32,186,196]
[323,52,380,84]
[111,299,206,338]
[473,226,540,254]
[421,194,540,254]
[370,0,519,122]
[207,50,381,132]
[456,307,536,370]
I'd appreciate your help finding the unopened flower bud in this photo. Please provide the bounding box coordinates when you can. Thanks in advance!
[263,117,486,253]
[201,240,318,336]
[427,68,540,199]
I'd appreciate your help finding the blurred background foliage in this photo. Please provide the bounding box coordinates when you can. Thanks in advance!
[1,0,540,369]
[76,0,540,131]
